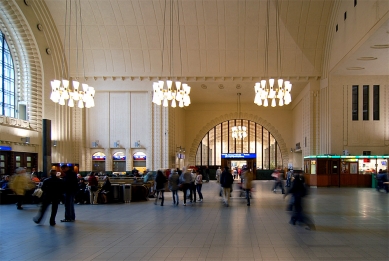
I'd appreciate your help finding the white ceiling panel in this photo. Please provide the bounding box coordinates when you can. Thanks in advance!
[43,0,387,104]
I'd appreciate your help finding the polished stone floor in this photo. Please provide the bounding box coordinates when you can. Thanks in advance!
[0,180,388,261]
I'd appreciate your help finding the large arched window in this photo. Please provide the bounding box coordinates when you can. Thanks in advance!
[0,30,15,117]
[195,119,283,170]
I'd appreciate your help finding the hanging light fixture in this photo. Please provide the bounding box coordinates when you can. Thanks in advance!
[50,0,95,108]
[152,0,191,108]
[254,0,292,107]
[231,93,247,139]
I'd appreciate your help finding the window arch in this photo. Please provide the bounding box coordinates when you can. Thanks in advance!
[0,30,15,117]
[195,119,283,170]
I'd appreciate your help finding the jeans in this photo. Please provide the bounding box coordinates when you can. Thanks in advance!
[196,184,203,200]
[245,189,251,205]
[64,192,75,220]
[182,183,190,204]
[155,190,164,205]
[171,190,179,205]
[190,182,196,202]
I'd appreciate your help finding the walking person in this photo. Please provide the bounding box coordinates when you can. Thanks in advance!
[216,166,222,196]
[60,164,78,222]
[189,169,197,203]
[33,169,64,226]
[180,167,192,206]
[220,166,234,207]
[195,169,203,202]
[154,170,167,206]
[272,169,285,194]
[285,169,293,187]
[88,172,99,204]
[284,173,315,230]
[241,166,253,206]
[204,166,210,183]
[168,169,180,205]
[9,167,35,210]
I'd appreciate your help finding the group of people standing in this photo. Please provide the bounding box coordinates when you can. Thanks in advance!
[154,168,204,206]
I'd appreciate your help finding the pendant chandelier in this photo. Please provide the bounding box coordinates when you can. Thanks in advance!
[50,0,95,108]
[254,0,292,107]
[231,93,247,139]
[152,0,191,108]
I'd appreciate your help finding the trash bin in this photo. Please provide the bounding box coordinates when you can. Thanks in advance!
[111,184,124,203]
[372,174,377,189]
[123,184,131,203]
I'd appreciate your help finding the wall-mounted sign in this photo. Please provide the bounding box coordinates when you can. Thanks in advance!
[0,146,12,151]
[133,152,146,161]
[92,152,106,161]
[113,152,126,160]
[221,153,256,159]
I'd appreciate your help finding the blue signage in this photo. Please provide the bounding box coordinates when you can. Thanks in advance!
[0,146,12,151]
[221,153,256,159]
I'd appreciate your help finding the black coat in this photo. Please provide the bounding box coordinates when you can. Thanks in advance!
[155,173,167,190]
[220,170,233,188]
[63,170,78,193]
[41,176,64,201]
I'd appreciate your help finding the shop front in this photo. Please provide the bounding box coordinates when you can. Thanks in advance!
[304,155,388,187]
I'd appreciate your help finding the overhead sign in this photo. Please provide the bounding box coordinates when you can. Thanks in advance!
[0,146,12,151]
[221,153,256,159]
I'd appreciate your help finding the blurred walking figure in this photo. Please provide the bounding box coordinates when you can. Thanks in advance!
[195,169,203,202]
[285,169,293,187]
[33,169,64,226]
[272,169,285,194]
[168,169,180,205]
[216,166,222,196]
[241,166,253,206]
[220,166,234,207]
[284,173,315,230]
[154,170,167,206]
[9,167,35,210]
[180,167,192,206]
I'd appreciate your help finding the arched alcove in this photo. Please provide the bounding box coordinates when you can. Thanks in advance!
[188,112,288,168]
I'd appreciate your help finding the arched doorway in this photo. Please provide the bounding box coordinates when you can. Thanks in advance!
[195,119,283,171]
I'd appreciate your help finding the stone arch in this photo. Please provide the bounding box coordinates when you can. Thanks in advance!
[0,1,43,130]
[188,112,289,168]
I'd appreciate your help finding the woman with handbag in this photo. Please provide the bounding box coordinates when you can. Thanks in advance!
[88,172,99,205]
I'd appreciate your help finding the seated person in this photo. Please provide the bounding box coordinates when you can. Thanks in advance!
[76,179,88,204]
[31,174,40,183]
[1,175,10,189]
[98,176,112,203]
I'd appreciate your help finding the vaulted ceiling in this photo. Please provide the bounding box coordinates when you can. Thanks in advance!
[44,0,388,104]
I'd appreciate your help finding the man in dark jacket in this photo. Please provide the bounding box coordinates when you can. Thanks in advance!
[33,169,64,226]
[61,165,78,222]
[220,166,234,207]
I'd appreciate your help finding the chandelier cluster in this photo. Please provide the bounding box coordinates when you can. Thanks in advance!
[254,0,291,107]
[50,0,95,108]
[152,80,191,107]
[232,126,247,139]
[152,0,191,108]
[50,80,95,108]
[254,79,292,107]
[231,93,247,139]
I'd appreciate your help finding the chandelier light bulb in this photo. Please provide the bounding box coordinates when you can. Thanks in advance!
[163,98,168,107]
[68,98,74,107]
[279,98,284,106]
[278,79,283,88]
[78,100,84,108]
[269,79,275,88]
[263,98,268,107]
[271,98,276,107]
[171,99,176,107]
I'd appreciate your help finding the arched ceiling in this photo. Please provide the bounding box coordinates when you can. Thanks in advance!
[44,0,388,104]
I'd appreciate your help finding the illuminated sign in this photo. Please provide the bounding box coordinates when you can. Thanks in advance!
[92,152,106,161]
[133,152,146,160]
[304,155,389,159]
[221,153,256,159]
[0,146,12,151]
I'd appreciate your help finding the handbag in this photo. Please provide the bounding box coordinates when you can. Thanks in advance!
[32,188,43,198]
